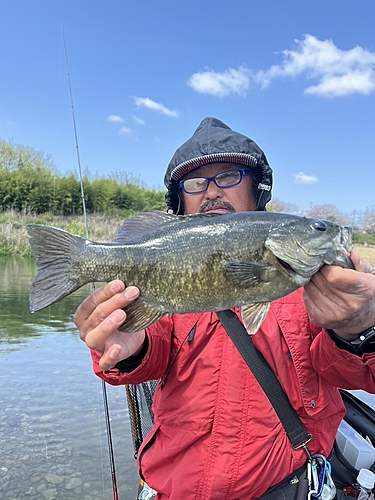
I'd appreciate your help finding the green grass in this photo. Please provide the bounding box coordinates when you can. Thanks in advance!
[0,209,128,256]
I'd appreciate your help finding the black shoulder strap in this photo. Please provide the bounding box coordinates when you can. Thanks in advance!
[216,309,311,451]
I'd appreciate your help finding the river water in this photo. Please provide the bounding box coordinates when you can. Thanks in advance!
[0,257,139,500]
[2,257,375,500]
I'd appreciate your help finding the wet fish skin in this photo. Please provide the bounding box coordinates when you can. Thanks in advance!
[26,210,353,335]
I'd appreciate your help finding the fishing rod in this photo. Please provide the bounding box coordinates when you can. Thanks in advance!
[61,25,119,500]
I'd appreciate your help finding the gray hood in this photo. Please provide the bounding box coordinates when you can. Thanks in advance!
[164,117,273,213]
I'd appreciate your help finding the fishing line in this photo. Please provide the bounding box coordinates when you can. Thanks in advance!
[61,25,119,500]
[61,25,89,240]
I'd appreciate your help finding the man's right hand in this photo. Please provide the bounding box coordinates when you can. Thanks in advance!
[73,280,145,371]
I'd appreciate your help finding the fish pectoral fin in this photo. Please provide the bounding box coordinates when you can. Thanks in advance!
[225,261,270,284]
[240,303,270,335]
[119,297,165,333]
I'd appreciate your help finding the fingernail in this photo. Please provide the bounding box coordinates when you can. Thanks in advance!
[124,286,139,299]
[109,345,121,360]
[110,281,123,293]
[111,310,125,323]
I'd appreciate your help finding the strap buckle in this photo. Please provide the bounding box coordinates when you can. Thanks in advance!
[292,434,313,460]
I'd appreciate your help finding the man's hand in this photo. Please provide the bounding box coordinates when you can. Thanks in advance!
[73,280,145,371]
[304,251,375,340]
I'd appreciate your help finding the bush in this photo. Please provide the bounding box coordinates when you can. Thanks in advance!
[0,140,167,215]
[353,233,375,246]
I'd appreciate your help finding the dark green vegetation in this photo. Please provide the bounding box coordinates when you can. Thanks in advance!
[0,139,166,216]
[353,233,375,245]
[0,139,166,256]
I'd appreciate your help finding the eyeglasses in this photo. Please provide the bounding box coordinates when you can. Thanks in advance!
[178,168,253,194]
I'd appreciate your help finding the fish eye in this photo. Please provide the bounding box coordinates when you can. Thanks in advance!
[312,221,327,232]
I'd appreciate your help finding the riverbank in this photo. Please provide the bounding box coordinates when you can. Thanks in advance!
[1,210,375,266]
[0,210,132,256]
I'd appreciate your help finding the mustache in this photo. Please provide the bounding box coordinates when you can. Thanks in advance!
[198,200,235,213]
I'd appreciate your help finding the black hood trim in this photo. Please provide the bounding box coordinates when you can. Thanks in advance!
[164,117,273,214]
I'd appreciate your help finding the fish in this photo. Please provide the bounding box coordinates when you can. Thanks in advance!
[26,210,354,335]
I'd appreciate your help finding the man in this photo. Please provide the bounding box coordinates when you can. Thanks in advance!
[74,117,375,499]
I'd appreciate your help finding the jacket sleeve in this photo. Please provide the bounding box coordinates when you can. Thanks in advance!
[90,316,173,386]
[311,329,375,392]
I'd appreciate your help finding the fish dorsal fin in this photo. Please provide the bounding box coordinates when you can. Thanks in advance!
[119,296,165,333]
[114,210,222,242]
[115,210,176,242]
[225,261,270,284]
[240,303,270,335]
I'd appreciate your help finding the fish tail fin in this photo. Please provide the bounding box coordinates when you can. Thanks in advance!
[26,224,88,312]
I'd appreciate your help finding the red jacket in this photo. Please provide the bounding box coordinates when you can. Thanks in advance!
[92,289,375,499]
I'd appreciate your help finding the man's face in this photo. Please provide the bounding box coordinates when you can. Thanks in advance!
[181,162,257,215]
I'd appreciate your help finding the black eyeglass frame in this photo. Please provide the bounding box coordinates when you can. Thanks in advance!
[178,168,253,195]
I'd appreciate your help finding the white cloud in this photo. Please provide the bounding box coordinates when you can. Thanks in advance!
[119,127,131,135]
[187,65,251,97]
[133,97,179,117]
[107,114,125,123]
[304,69,375,97]
[188,35,375,98]
[255,35,375,97]
[294,172,318,185]
[132,115,145,125]
[6,119,17,128]
[0,119,17,128]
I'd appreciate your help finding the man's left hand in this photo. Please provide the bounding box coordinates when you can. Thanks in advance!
[304,251,375,341]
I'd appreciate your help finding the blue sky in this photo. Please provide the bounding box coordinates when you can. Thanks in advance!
[1,0,374,215]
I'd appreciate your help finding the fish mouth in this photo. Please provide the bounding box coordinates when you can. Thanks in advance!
[276,257,297,276]
[276,256,311,286]
[333,245,354,270]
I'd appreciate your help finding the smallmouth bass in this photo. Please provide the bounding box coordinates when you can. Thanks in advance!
[27,210,353,334]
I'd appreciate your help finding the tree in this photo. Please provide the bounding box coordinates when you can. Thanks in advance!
[53,174,82,215]
[306,204,349,225]
[267,198,302,215]
[363,209,375,236]
[0,139,171,216]
[0,140,58,212]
